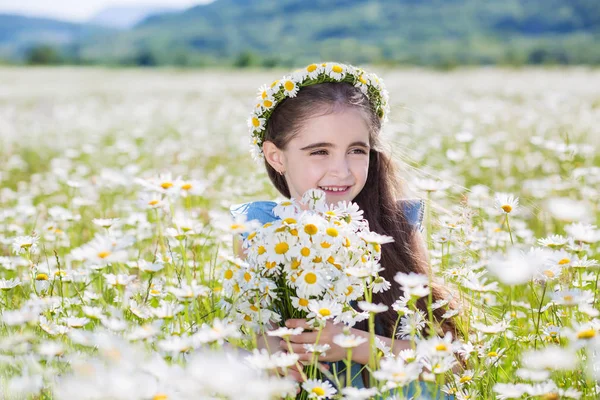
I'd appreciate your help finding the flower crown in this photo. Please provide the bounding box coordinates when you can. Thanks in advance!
[247,62,390,163]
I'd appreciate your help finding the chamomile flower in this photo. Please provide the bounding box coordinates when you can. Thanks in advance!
[307,299,343,321]
[281,78,299,98]
[302,379,337,399]
[565,222,599,244]
[304,63,322,79]
[249,114,266,132]
[12,234,39,255]
[296,269,327,297]
[333,333,367,349]
[538,234,568,249]
[357,301,388,314]
[495,192,519,214]
[267,326,304,338]
[326,63,346,81]
[0,278,21,290]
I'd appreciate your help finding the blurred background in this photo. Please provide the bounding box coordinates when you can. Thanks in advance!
[1,0,599,68]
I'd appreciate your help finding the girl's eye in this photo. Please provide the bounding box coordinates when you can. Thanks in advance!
[309,149,367,156]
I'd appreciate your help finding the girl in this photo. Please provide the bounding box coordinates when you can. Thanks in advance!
[231,62,460,398]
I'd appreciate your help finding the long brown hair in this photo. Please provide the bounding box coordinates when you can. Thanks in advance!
[263,82,458,339]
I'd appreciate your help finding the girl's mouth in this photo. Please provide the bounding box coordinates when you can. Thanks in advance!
[319,186,351,194]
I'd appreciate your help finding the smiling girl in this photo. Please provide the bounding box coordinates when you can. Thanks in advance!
[231,63,460,398]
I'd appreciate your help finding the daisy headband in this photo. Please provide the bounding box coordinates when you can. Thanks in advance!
[247,62,391,163]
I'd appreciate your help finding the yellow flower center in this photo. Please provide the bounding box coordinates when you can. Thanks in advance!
[487,351,497,357]
[577,329,596,339]
[181,183,192,190]
[291,259,301,270]
[319,308,331,317]
[252,117,260,127]
[161,182,173,189]
[244,272,252,282]
[148,200,159,206]
[283,218,297,225]
[459,376,472,383]
[270,80,279,88]
[266,261,277,270]
[257,246,266,255]
[358,74,367,84]
[326,227,338,237]
[563,295,573,302]
[230,224,243,230]
[435,343,448,352]
[304,224,318,235]
[247,231,257,240]
[224,269,234,279]
[263,99,273,108]
[320,241,331,249]
[290,228,298,236]
[153,394,168,400]
[312,256,322,263]
[543,270,555,278]
[275,242,289,254]
[98,251,111,259]
[35,273,49,281]
[501,205,512,213]
[311,387,325,396]
[332,65,343,73]
[345,286,354,295]
[250,305,259,312]
[301,247,311,257]
[558,258,570,265]
[299,298,309,307]
[284,81,295,91]
[307,64,317,72]
[392,371,406,380]
[304,272,317,284]
[541,394,559,400]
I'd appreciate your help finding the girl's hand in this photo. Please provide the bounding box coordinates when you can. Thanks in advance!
[282,318,347,362]
[259,323,330,383]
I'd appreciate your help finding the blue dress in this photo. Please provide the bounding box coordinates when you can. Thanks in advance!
[230,199,450,399]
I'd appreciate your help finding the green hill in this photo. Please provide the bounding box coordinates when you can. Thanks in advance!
[0,14,112,62]
[3,0,600,66]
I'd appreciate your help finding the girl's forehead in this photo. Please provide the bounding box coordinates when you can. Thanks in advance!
[290,110,370,146]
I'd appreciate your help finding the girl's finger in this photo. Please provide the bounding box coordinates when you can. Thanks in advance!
[285,319,312,330]
[287,331,319,344]
[281,341,306,354]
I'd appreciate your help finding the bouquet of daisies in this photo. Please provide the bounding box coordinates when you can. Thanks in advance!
[223,189,394,333]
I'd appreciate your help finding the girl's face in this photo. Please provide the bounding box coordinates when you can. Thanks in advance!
[271,108,371,205]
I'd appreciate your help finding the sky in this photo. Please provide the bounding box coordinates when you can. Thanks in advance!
[0,0,215,22]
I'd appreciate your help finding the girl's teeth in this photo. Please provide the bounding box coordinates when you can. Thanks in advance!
[321,186,348,192]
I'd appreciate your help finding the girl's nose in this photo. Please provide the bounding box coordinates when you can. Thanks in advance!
[330,156,351,178]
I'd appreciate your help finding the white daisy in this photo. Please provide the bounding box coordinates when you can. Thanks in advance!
[325,63,347,81]
[248,114,266,132]
[305,63,322,80]
[333,333,367,349]
[302,379,337,399]
[495,192,519,214]
[296,269,327,297]
[281,78,299,98]
[307,299,343,321]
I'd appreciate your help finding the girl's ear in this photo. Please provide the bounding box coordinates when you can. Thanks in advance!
[262,141,286,172]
